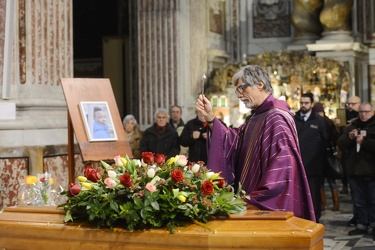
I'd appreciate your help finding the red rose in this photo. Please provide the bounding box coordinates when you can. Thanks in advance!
[201,181,214,195]
[155,154,167,165]
[119,173,133,187]
[141,152,154,163]
[84,166,101,182]
[216,179,225,188]
[171,170,184,182]
[68,183,81,196]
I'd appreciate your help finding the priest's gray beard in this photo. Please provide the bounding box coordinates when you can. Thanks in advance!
[241,98,254,109]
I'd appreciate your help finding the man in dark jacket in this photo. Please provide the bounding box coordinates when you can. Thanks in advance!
[169,105,185,130]
[180,113,208,163]
[140,108,180,159]
[341,95,361,195]
[337,102,375,238]
[294,92,330,222]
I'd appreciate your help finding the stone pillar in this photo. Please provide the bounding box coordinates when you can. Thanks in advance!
[137,0,206,128]
[290,0,324,49]
[0,0,73,162]
[318,0,354,42]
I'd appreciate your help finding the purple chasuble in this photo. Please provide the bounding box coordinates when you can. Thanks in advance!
[207,95,316,222]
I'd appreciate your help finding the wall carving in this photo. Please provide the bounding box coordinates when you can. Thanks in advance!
[253,0,291,38]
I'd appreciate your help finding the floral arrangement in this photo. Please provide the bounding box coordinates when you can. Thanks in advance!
[59,153,247,233]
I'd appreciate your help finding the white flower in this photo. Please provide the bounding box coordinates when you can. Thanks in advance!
[141,159,148,167]
[192,164,200,173]
[176,155,188,166]
[147,168,155,178]
[206,171,214,179]
[108,170,117,179]
[133,159,141,167]
[206,171,220,180]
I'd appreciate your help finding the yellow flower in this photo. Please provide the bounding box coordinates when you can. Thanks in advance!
[49,177,55,185]
[81,182,93,190]
[77,176,87,182]
[25,175,38,185]
[178,194,186,203]
[166,155,178,166]
[120,157,127,166]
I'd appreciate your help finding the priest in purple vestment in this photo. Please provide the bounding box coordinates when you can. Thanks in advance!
[196,65,316,222]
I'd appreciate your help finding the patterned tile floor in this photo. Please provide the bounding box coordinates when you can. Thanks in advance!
[321,184,375,249]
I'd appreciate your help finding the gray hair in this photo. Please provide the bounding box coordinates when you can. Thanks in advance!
[123,114,138,126]
[232,65,273,94]
[154,108,169,120]
[170,105,182,114]
[360,102,373,111]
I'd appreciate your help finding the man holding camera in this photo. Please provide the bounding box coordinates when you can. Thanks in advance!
[180,113,208,163]
[337,102,375,238]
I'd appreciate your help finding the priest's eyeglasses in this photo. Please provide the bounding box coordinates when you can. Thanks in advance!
[235,83,250,95]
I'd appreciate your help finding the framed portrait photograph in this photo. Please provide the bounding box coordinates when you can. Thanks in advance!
[79,101,118,142]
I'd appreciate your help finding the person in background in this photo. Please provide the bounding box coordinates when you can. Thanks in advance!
[312,103,340,212]
[339,96,362,227]
[180,113,208,163]
[169,105,185,130]
[140,108,180,159]
[123,114,142,159]
[346,96,361,124]
[294,93,330,223]
[341,95,361,195]
[337,102,375,238]
[196,65,315,222]
[169,105,188,156]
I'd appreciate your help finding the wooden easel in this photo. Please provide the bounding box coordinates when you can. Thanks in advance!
[60,78,133,184]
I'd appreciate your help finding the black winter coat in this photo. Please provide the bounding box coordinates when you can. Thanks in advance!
[337,116,375,178]
[294,111,330,176]
[140,124,180,159]
[180,117,208,163]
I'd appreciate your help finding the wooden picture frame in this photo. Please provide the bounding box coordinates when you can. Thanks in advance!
[79,101,117,142]
[60,78,133,183]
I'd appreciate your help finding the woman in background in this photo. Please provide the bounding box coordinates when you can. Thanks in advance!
[123,115,142,159]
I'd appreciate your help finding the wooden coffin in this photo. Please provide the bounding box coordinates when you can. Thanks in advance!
[0,206,324,250]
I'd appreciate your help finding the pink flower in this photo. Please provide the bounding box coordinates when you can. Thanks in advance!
[145,182,156,193]
[104,178,116,189]
[114,155,123,166]
[68,183,81,196]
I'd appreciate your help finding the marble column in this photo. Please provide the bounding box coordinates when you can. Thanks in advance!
[0,0,73,150]
[0,0,74,208]
[318,0,354,42]
[137,0,206,127]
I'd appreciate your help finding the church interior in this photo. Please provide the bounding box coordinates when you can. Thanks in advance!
[1,0,375,248]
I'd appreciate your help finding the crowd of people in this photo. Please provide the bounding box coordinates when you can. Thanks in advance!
[123,106,209,164]
[121,65,374,239]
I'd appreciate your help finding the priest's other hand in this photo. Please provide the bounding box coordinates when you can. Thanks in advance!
[196,94,215,122]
